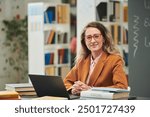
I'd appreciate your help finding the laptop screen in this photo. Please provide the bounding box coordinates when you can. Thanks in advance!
[29,74,70,99]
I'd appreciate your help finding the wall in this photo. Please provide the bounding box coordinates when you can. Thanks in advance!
[77,0,96,57]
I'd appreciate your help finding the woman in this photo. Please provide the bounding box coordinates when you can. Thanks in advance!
[64,21,128,95]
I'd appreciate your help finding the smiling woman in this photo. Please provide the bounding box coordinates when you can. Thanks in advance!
[64,21,128,95]
[84,27,103,59]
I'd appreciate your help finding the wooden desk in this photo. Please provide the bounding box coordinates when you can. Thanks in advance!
[21,95,150,100]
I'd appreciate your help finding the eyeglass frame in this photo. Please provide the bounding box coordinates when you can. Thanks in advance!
[84,33,102,41]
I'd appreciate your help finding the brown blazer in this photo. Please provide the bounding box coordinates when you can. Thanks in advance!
[63,52,128,91]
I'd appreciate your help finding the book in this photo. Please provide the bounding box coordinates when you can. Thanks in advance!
[123,27,128,44]
[114,24,118,44]
[96,2,107,21]
[45,52,54,65]
[5,83,34,92]
[91,87,130,93]
[18,91,37,96]
[44,11,49,24]
[47,29,55,44]
[57,5,62,23]
[0,91,20,100]
[63,49,69,63]
[58,48,69,64]
[58,49,65,64]
[45,53,51,65]
[80,90,129,100]
[0,97,21,100]
[57,5,69,23]
[117,25,121,44]
[58,32,68,44]
[114,1,120,22]
[46,6,56,23]
[49,53,54,64]
[80,87,130,100]
[45,67,55,75]
[123,6,128,22]
[62,5,69,23]
[58,66,70,79]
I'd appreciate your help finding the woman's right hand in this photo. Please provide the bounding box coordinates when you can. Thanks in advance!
[71,81,91,95]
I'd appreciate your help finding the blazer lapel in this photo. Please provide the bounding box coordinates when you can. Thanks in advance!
[79,56,90,83]
[88,52,108,86]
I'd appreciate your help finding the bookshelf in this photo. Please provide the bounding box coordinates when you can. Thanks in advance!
[28,2,71,78]
[77,0,128,74]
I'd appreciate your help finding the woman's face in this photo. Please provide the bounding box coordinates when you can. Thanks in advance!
[84,27,104,54]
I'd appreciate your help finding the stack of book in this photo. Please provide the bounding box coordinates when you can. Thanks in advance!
[80,87,130,100]
[5,83,36,97]
[0,91,20,100]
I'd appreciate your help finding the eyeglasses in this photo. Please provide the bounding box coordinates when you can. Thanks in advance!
[85,33,102,41]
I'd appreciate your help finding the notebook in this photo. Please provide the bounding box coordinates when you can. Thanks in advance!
[28,74,79,100]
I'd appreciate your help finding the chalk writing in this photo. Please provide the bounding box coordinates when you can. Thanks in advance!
[133,15,140,57]
[132,15,150,57]
[144,18,150,27]
[145,37,150,47]
[144,0,150,9]
[144,18,150,48]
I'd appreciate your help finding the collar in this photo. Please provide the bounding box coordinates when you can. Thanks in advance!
[91,53,103,65]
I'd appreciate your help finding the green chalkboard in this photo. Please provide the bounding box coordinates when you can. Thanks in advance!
[129,0,150,97]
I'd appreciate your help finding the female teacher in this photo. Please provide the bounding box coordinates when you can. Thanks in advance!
[64,21,128,95]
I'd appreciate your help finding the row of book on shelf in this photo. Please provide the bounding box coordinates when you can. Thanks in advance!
[45,66,70,78]
[45,48,69,65]
[44,4,69,24]
[45,29,68,45]
[110,24,128,45]
[96,1,128,22]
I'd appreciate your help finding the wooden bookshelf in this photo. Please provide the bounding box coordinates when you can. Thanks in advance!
[28,2,71,78]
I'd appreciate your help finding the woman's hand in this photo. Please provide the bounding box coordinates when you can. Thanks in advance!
[71,81,91,95]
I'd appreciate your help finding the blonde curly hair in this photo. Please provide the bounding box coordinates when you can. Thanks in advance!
[77,21,120,60]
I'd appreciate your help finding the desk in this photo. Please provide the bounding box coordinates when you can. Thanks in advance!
[21,96,69,100]
[21,96,150,100]
[130,96,150,100]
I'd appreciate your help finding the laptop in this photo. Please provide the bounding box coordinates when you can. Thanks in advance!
[28,74,79,100]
